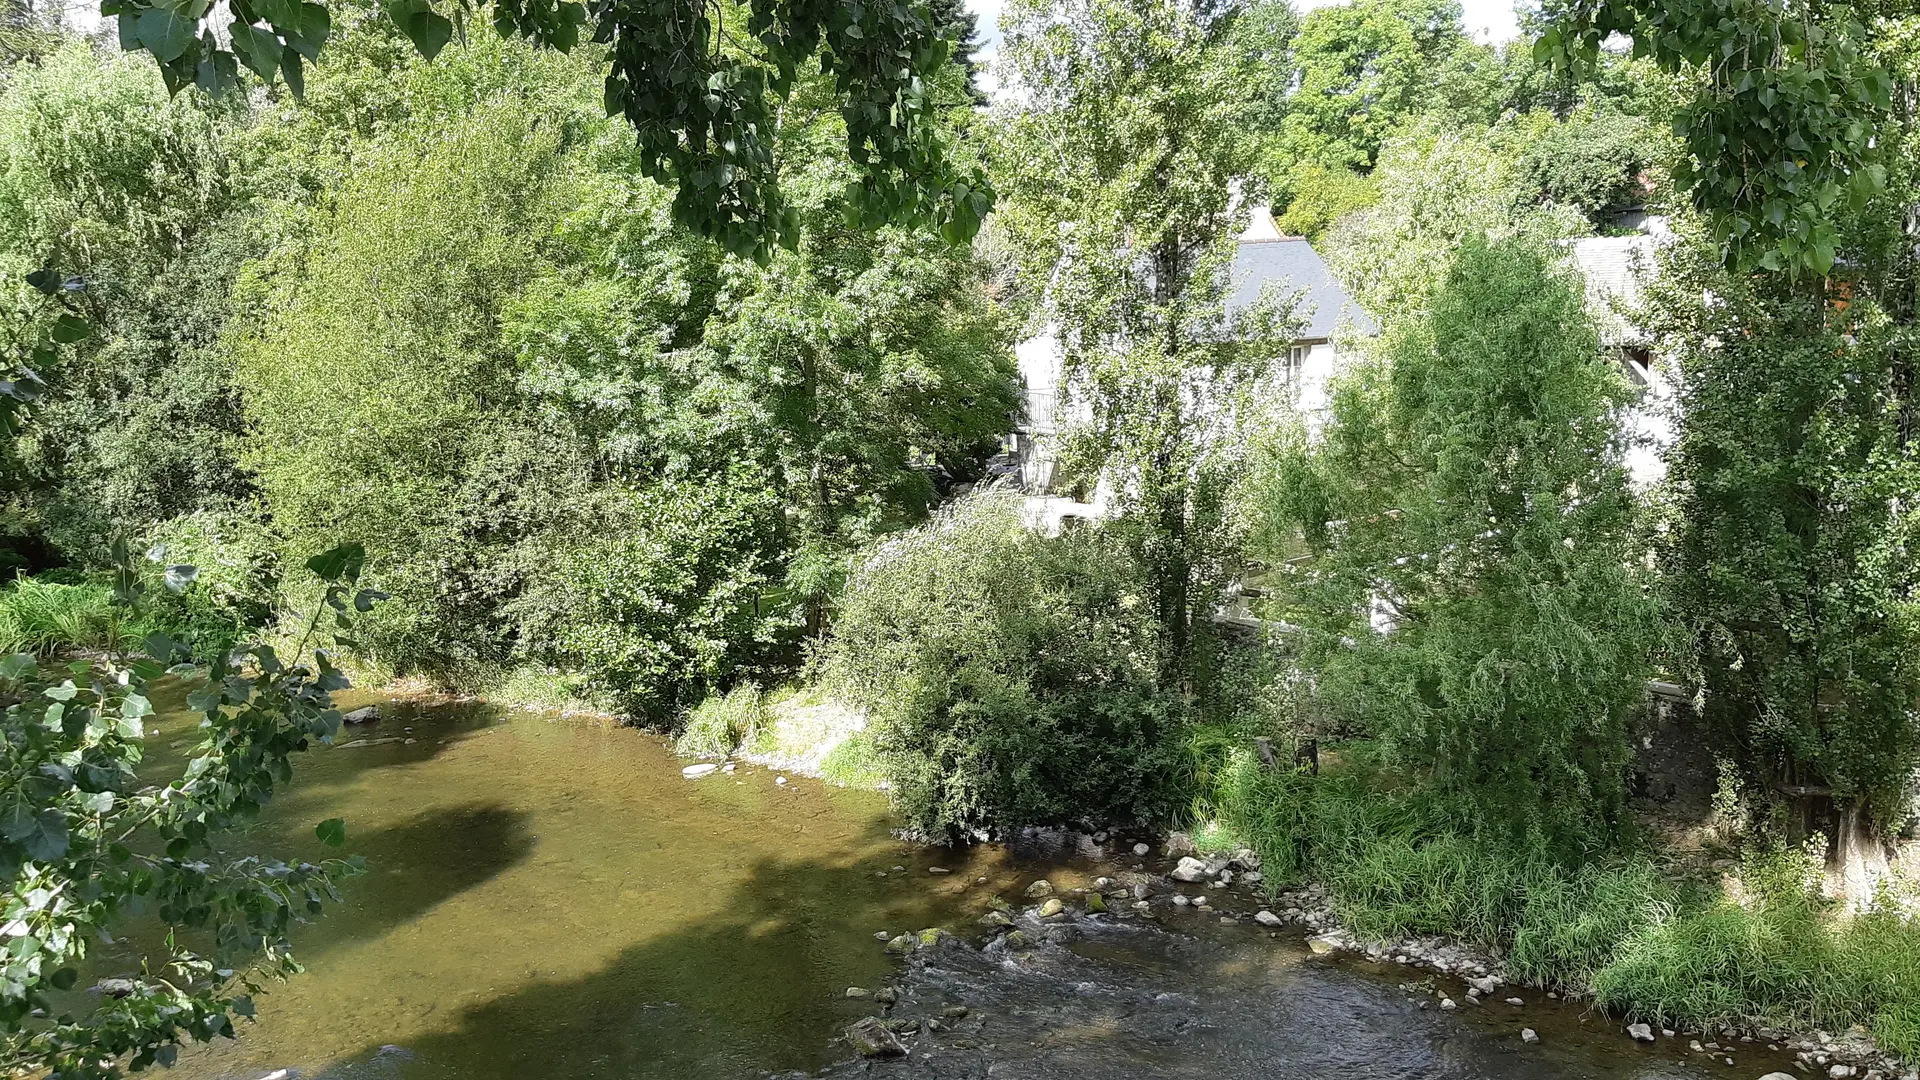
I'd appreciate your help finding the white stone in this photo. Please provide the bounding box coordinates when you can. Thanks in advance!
[1133,843,1151,856]
[1627,1023,1656,1042]
[1467,975,1501,995]
[1439,997,1456,1010]
[775,776,788,785]
[1306,933,1340,955]
[681,763,719,778]
[1170,856,1210,882]
[1521,1029,1539,1044]
[1171,894,1191,907]
[1254,910,1284,927]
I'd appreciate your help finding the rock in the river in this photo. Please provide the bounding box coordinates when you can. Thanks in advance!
[916,927,948,948]
[1306,933,1341,955]
[1439,997,1456,1011]
[979,910,1014,928]
[874,987,898,1005]
[1254,910,1283,927]
[1505,997,1524,1006]
[874,930,892,941]
[343,706,379,725]
[1037,898,1065,918]
[942,1005,969,1019]
[1025,879,1055,898]
[1133,843,1151,856]
[884,934,917,956]
[681,763,719,778]
[1086,892,1107,914]
[1521,1029,1539,1044]
[91,978,138,998]
[1466,975,1501,995]
[1004,930,1033,950]
[845,987,871,999]
[928,867,950,874]
[1170,856,1211,882]
[1627,1023,1656,1042]
[1756,1074,1798,1080]
[845,1017,907,1058]
[1171,894,1191,907]
[774,776,788,786]
[1164,832,1197,857]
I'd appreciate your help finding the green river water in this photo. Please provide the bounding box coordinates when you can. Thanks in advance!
[115,691,1799,1080]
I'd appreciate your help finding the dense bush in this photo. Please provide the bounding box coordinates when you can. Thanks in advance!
[828,493,1187,839]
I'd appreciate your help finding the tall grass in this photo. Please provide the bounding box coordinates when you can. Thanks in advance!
[1209,744,1920,1054]
[0,579,130,655]
[673,684,770,759]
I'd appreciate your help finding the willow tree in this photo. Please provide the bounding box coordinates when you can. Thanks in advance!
[1253,235,1657,853]
[991,0,1296,687]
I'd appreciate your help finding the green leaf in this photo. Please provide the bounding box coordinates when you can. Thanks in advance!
[135,6,196,62]
[289,2,329,59]
[50,313,90,344]
[229,21,281,80]
[0,654,34,681]
[281,46,305,98]
[315,818,347,848]
[47,967,77,991]
[305,543,366,584]
[165,836,190,859]
[24,269,57,296]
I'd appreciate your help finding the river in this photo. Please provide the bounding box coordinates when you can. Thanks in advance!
[124,692,1792,1080]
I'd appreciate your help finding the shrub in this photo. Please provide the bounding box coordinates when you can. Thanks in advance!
[827,491,1187,839]
[0,579,123,655]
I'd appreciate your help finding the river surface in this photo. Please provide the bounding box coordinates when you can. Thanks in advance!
[125,692,1792,1080]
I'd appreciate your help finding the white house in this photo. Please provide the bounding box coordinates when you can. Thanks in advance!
[1010,208,1375,531]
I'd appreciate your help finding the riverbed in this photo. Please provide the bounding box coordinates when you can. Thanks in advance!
[135,693,1792,1080]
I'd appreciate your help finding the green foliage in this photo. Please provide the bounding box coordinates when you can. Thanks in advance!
[0,542,375,1078]
[828,492,1186,838]
[1253,235,1657,852]
[0,578,123,655]
[674,684,771,759]
[1272,165,1379,240]
[1540,0,1893,273]
[1653,226,1920,831]
[108,0,993,262]
[1593,845,1920,1057]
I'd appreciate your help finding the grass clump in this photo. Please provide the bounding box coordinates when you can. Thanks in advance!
[0,579,129,655]
[673,684,770,760]
[819,732,886,789]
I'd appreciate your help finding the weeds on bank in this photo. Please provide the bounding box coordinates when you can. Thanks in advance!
[1206,744,1920,1057]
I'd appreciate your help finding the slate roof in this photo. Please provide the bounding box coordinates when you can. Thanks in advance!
[1225,237,1376,341]
[1568,233,1660,345]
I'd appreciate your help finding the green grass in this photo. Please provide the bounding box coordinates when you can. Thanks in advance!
[673,684,770,759]
[0,579,130,655]
[1205,743,1920,1055]
[819,731,886,788]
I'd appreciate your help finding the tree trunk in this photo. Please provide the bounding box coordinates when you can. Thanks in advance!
[1832,797,1891,909]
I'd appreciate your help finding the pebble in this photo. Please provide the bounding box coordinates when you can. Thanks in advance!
[774,776,788,786]
[1192,896,1208,907]
[845,987,870,999]
[1171,895,1191,907]
[1038,898,1065,918]
[1133,843,1151,856]
[928,867,950,874]
[1627,1023,1655,1042]
[1025,880,1055,898]
[1439,997,1456,1011]
[681,763,718,778]
[1505,997,1524,1006]
[1521,1028,1538,1044]
[1254,910,1284,927]
[873,931,890,941]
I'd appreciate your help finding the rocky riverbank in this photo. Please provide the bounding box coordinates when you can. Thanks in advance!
[833,824,1912,1080]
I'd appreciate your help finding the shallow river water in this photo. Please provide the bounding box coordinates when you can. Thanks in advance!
[133,693,1791,1080]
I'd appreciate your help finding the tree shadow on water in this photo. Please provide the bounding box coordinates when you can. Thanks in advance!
[294,803,537,964]
[311,825,957,1080]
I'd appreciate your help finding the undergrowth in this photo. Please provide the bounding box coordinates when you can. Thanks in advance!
[1209,744,1920,1057]
[0,579,127,655]
[673,684,770,759]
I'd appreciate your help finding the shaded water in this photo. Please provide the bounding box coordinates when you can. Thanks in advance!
[130,694,1787,1080]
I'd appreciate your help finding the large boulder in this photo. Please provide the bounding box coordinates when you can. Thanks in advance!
[845,1017,907,1058]
[342,706,379,725]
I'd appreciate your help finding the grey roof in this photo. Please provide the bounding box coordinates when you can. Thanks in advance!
[1568,233,1659,345]
[1225,238,1375,341]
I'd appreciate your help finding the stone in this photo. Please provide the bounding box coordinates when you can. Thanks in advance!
[1466,975,1501,995]
[928,867,950,874]
[845,1017,907,1059]
[916,927,948,948]
[1171,894,1191,907]
[1254,910,1284,927]
[874,988,898,1005]
[874,930,891,940]
[979,910,1014,928]
[1831,1068,1856,1080]
[1037,899,1065,918]
[1004,930,1033,950]
[681,763,719,778]
[343,706,379,725]
[1755,1075,1798,1080]
[1192,895,1208,907]
[1230,848,1261,870]
[1086,892,1107,914]
[92,978,137,998]
[1164,832,1197,857]
[845,987,871,999]
[1522,1029,1539,1045]
[1170,856,1211,882]
[942,1005,969,1019]
[1025,879,1055,898]
[1132,900,1151,911]
[774,776,788,786]
[884,934,916,956]
[1133,843,1151,856]
[1628,1023,1656,1043]
[1307,933,1341,955]
[1506,997,1525,1006]
[1440,997,1457,1011]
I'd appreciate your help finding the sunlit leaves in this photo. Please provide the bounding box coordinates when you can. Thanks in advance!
[1538,0,1892,274]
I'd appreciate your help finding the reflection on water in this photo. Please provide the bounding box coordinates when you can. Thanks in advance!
[140,694,1789,1080]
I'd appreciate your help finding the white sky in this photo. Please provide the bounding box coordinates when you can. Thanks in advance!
[967,0,1524,67]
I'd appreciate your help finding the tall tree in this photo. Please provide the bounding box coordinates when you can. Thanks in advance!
[993,0,1296,686]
